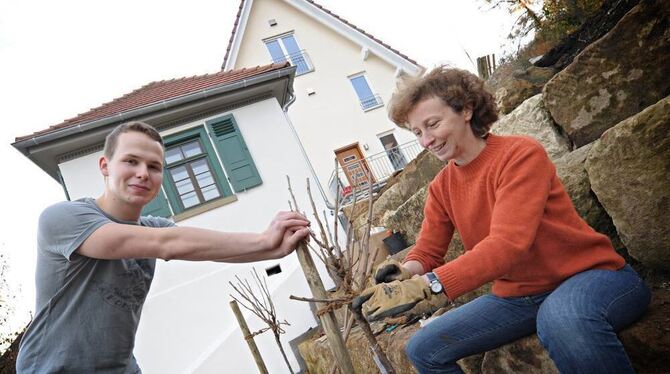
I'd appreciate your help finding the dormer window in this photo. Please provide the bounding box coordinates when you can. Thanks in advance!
[264,33,313,75]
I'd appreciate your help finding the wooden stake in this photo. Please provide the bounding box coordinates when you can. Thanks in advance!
[295,242,356,374]
[230,300,269,374]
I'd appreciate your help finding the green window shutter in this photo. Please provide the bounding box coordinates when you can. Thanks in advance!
[206,116,262,192]
[141,189,172,217]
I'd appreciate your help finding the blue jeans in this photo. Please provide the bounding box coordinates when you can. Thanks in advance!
[405,265,650,373]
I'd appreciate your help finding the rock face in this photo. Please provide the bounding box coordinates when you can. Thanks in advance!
[382,185,428,244]
[491,94,571,161]
[489,66,557,115]
[298,322,421,374]
[543,0,670,147]
[585,96,670,270]
[554,144,622,249]
[619,285,670,373]
[481,335,558,374]
[344,150,444,235]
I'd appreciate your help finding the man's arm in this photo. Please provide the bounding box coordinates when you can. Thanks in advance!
[77,211,309,262]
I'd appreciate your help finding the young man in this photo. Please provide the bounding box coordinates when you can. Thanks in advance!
[16,121,311,373]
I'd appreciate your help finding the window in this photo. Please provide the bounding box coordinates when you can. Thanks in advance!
[264,33,313,75]
[165,139,224,209]
[349,74,383,111]
[379,133,407,171]
[145,115,263,218]
[162,127,233,214]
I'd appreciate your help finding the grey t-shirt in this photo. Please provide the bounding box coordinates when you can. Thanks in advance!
[17,198,174,374]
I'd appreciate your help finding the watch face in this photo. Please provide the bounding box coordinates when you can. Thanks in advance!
[430,282,443,293]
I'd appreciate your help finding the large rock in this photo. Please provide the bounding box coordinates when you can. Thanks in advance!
[481,335,558,374]
[489,66,557,115]
[344,150,444,235]
[382,185,428,244]
[491,94,571,161]
[619,284,670,373]
[298,321,420,374]
[585,96,670,270]
[543,0,670,147]
[554,143,623,249]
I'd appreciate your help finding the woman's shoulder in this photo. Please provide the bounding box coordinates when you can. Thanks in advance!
[490,134,549,162]
[494,134,545,150]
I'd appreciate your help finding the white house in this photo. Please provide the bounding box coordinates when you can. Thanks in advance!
[222,0,424,201]
[13,63,336,373]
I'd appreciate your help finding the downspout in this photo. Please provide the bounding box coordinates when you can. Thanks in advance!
[281,92,336,210]
[57,169,71,201]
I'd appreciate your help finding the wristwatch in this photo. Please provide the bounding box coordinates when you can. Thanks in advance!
[426,272,444,294]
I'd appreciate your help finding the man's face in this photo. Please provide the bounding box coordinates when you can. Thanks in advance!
[100,131,164,209]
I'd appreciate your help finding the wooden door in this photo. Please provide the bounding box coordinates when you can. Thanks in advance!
[335,143,375,190]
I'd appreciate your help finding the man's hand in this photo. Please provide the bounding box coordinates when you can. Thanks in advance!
[373,258,413,284]
[261,211,310,259]
[352,276,430,321]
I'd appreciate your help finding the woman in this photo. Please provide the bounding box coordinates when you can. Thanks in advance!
[354,66,650,373]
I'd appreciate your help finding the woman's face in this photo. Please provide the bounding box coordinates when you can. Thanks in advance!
[407,96,475,163]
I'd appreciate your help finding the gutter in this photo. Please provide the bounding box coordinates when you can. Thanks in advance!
[13,66,296,153]
[281,91,336,211]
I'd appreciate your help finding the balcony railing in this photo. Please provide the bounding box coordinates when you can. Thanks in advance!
[328,139,423,205]
[272,49,313,75]
[359,94,383,111]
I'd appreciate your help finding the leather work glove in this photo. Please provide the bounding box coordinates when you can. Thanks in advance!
[352,276,430,321]
[373,258,413,284]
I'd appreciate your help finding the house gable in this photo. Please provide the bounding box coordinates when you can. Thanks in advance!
[223,0,421,75]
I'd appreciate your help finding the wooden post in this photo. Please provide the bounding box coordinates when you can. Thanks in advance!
[230,300,269,374]
[295,242,356,374]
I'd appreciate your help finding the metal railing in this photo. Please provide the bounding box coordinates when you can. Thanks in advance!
[360,94,383,111]
[272,49,313,75]
[328,139,423,204]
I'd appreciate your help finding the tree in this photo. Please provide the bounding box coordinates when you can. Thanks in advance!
[229,269,294,373]
[483,0,605,44]
[0,248,17,355]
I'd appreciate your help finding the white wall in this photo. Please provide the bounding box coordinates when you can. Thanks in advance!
[59,97,338,373]
[60,151,105,199]
[234,0,418,196]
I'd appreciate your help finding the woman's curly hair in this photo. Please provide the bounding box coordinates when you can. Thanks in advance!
[388,66,498,137]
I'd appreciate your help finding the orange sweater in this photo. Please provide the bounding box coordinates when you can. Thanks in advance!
[405,134,624,300]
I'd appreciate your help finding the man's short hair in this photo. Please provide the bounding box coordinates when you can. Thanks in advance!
[388,65,499,137]
[103,121,164,159]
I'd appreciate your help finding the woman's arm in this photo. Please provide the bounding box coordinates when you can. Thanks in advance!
[402,180,456,272]
[434,141,555,299]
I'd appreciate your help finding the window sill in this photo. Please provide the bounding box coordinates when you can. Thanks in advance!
[173,195,238,222]
[295,67,315,77]
[362,103,384,112]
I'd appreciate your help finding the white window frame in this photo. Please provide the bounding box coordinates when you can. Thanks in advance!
[348,72,383,112]
[263,32,313,75]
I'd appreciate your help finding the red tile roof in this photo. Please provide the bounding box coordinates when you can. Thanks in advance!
[16,62,290,142]
[221,0,418,69]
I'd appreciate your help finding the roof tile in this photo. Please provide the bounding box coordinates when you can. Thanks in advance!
[16,62,289,142]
